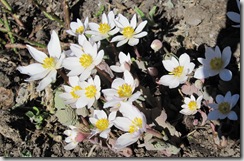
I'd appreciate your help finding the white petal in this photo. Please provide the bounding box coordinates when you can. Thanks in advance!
[124,70,134,86]
[214,46,222,58]
[94,50,104,65]
[118,14,130,26]
[48,30,61,58]
[114,133,139,149]
[128,38,139,46]
[89,117,97,125]
[116,39,128,47]
[94,110,107,119]
[113,117,131,131]
[69,76,79,87]
[62,57,80,70]
[179,53,190,67]
[64,142,78,150]
[100,129,110,138]
[76,97,88,108]
[103,99,120,108]
[168,77,180,88]
[221,46,231,68]
[227,111,238,120]
[102,13,108,24]
[230,94,239,108]
[180,108,195,115]
[135,21,147,33]
[79,69,92,81]
[67,68,84,77]
[64,130,71,136]
[216,95,224,104]
[219,69,232,81]
[163,60,177,72]
[130,14,137,29]
[108,28,119,36]
[110,66,124,73]
[17,63,45,75]
[133,31,147,38]
[128,91,141,102]
[26,45,47,63]
[78,34,87,45]
[108,111,117,121]
[25,70,49,81]
[112,78,125,89]
[36,70,57,91]
[159,75,174,86]
[88,22,99,31]
[111,35,125,42]
[227,12,240,23]
[102,89,118,97]
[207,110,220,120]
[194,66,209,79]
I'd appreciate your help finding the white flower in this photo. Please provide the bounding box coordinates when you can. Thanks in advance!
[76,75,101,109]
[111,14,148,47]
[194,46,232,81]
[62,39,104,81]
[158,53,195,88]
[180,95,203,115]
[113,102,147,149]
[150,39,162,52]
[227,0,240,28]
[17,30,65,92]
[110,52,132,73]
[89,110,116,138]
[63,126,80,150]
[66,17,89,36]
[85,11,119,41]
[102,70,141,109]
[59,76,82,108]
[208,91,239,120]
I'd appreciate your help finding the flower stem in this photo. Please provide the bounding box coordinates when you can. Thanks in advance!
[95,66,113,83]
[57,69,69,84]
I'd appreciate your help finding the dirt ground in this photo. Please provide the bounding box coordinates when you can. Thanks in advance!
[0,0,240,157]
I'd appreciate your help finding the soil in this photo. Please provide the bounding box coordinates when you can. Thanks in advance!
[0,0,240,158]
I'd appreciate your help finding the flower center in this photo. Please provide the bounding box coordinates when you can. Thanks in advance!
[210,57,223,70]
[170,66,184,77]
[95,118,109,131]
[122,26,134,38]
[85,85,97,98]
[129,117,143,134]
[42,57,55,69]
[218,102,231,114]
[98,23,111,34]
[188,101,198,111]
[117,83,132,98]
[79,54,93,68]
[76,26,84,34]
[70,86,82,99]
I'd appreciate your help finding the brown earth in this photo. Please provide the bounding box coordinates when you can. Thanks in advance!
[0,0,240,157]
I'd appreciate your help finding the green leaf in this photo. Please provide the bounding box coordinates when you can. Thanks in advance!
[95,5,105,17]
[32,106,40,115]
[55,106,78,127]
[54,89,66,110]
[134,7,145,19]
[25,111,34,118]
[149,6,157,20]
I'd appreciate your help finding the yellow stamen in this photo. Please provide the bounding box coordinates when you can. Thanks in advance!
[210,57,223,70]
[188,101,198,111]
[85,85,97,98]
[95,118,109,131]
[128,117,143,134]
[79,54,93,68]
[170,66,184,77]
[70,86,82,99]
[98,23,111,34]
[218,102,230,114]
[42,57,55,69]
[76,26,84,34]
[117,83,132,98]
[122,26,134,38]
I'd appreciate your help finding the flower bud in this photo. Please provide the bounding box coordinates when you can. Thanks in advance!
[147,67,158,77]
[150,39,162,52]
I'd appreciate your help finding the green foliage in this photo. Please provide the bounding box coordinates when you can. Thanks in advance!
[25,106,48,129]
[134,6,158,25]
[95,5,105,17]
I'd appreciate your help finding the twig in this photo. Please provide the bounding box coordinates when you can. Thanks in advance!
[95,66,113,83]
[87,144,97,157]
[57,69,69,84]
[62,0,70,30]
[1,7,24,27]
[134,46,141,60]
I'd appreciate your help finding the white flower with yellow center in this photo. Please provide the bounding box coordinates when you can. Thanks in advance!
[85,11,119,42]
[102,70,141,109]
[89,110,116,139]
[63,126,82,150]
[59,76,82,108]
[110,52,132,73]
[62,39,104,81]
[180,95,203,115]
[113,102,147,149]
[17,31,65,92]
[208,91,239,120]
[227,0,240,28]
[75,75,101,109]
[111,14,148,47]
[66,17,89,36]
[194,46,232,81]
[159,53,195,88]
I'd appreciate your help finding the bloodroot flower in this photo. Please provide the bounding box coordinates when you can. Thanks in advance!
[194,46,232,81]
[158,53,195,88]
[208,91,239,120]
[17,30,65,92]
[111,14,148,47]
[66,18,89,36]
[180,95,203,115]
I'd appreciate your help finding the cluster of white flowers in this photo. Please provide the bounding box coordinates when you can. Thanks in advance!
[17,9,239,152]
